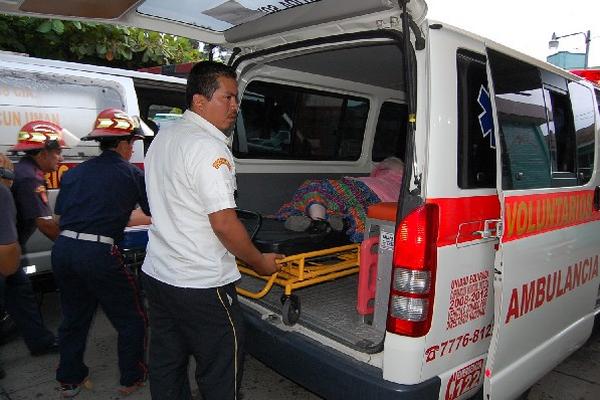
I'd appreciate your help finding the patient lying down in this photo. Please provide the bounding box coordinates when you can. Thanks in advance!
[276,157,404,243]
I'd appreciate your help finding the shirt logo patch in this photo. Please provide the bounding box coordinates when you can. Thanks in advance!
[35,185,48,204]
[212,157,232,171]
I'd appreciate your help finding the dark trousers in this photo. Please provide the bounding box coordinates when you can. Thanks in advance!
[0,262,55,353]
[51,236,147,386]
[142,272,245,400]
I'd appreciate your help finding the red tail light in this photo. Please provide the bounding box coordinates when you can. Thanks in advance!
[387,203,439,337]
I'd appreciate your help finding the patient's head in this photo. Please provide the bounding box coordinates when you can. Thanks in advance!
[371,157,404,178]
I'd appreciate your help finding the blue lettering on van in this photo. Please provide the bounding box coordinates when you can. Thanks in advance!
[477,85,495,149]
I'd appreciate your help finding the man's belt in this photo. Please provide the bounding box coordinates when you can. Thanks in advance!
[60,230,114,245]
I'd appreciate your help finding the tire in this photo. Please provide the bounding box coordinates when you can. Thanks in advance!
[281,295,301,326]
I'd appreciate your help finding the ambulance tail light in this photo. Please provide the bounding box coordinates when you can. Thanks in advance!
[387,204,439,337]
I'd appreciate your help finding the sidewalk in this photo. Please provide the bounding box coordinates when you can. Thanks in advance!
[0,291,320,399]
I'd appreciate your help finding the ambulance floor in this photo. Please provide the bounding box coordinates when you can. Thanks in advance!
[238,274,385,353]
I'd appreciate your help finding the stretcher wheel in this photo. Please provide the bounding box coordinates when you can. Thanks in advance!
[281,295,301,326]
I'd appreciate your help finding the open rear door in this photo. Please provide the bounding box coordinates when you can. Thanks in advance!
[483,49,600,400]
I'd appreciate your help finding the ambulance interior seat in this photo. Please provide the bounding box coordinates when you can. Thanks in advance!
[237,209,350,255]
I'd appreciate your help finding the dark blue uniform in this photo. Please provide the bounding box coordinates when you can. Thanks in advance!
[0,184,17,246]
[12,156,53,246]
[52,150,150,387]
[2,156,56,354]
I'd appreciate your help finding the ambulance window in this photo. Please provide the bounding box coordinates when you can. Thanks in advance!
[372,102,407,162]
[234,81,368,161]
[568,82,595,184]
[457,49,496,189]
[488,50,552,190]
[543,86,576,177]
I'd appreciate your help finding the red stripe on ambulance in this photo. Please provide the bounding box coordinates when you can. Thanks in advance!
[428,190,600,248]
[427,196,499,247]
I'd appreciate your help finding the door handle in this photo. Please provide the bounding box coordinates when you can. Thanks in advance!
[473,219,503,239]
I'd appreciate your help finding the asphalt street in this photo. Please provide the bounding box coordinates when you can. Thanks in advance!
[0,291,598,399]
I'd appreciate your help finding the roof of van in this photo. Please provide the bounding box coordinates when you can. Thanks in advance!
[0,0,428,47]
[0,51,187,85]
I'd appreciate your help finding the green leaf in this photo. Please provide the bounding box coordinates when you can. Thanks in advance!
[36,20,52,33]
[119,47,133,60]
[51,19,64,34]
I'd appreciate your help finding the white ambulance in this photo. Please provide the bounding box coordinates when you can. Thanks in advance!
[1,1,599,399]
[0,52,187,285]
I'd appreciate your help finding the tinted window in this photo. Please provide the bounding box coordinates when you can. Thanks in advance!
[457,49,496,188]
[489,49,596,189]
[545,87,576,175]
[570,82,595,184]
[234,81,369,160]
[372,102,407,162]
[489,50,555,189]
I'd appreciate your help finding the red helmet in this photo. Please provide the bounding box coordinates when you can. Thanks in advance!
[81,108,146,141]
[10,121,71,152]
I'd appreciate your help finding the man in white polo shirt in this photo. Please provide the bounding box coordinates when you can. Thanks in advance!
[141,61,282,400]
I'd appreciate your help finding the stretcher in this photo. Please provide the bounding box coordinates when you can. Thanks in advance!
[235,210,360,326]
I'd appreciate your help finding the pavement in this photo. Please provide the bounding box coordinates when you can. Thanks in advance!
[0,291,598,399]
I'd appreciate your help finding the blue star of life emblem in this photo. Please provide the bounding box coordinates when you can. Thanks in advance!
[477,85,495,149]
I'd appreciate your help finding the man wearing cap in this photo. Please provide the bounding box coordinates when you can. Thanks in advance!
[51,108,150,398]
[6,120,76,357]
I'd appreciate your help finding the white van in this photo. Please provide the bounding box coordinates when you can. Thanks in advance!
[1,1,599,399]
[0,52,187,286]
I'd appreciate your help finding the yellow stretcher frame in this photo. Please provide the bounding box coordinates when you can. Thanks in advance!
[236,243,360,325]
[236,243,360,298]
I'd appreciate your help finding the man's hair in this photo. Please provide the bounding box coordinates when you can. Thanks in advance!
[99,138,127,151]
[186,61,237,108]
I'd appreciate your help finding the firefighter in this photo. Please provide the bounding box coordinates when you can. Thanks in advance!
[5,121,77,357]
[51,108,150,397]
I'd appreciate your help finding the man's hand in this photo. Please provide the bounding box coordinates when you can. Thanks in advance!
[255,252,285,276]
[36,217,60,241]
[128,207,152,226]
[0,242,21,277]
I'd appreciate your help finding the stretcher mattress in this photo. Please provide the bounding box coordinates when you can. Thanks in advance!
[240,215,350,255]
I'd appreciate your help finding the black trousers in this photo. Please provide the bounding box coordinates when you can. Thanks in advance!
[52,236,147,386]
[142,272,245,400]
[0,262,55,353]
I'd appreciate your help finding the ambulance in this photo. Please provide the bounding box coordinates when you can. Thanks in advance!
[0,51,187,285]
[1,1,599,399]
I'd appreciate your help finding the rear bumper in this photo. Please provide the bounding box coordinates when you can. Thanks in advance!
[243,306,441,400]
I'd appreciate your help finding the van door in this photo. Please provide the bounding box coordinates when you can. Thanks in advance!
[483,48,600,400]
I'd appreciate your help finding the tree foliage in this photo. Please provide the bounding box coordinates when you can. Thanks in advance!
[0,16,205,69]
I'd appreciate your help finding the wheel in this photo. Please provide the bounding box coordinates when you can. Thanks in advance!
[281,295,301,326]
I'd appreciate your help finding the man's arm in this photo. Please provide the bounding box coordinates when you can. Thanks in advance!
[0,242,21,277]
[128,207,152,227]
[209,208,283,276]
[36,217,60,241]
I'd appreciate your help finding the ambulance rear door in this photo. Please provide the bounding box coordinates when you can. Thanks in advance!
[483,48,600,400]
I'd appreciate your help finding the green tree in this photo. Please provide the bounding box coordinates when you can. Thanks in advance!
[0,16,205,69]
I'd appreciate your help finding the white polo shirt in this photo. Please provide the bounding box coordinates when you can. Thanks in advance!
[141,110,241,288]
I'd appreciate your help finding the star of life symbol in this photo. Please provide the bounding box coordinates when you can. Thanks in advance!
[477,85,495,149]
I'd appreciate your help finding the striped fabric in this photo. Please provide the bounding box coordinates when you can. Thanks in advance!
[276,177,380,243]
